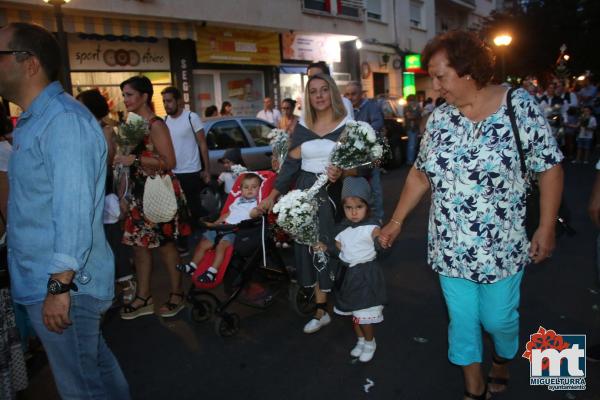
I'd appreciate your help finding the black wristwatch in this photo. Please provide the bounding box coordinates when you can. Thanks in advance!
[47,278,78,295]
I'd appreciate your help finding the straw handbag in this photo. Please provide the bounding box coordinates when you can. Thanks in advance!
[143,174,178,223]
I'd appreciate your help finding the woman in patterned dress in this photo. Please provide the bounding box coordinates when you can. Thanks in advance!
[379,31,564,400]
[114,76,191,320]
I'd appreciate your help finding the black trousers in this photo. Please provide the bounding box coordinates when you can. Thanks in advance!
[175,171,207,227]
[104,223,133,281]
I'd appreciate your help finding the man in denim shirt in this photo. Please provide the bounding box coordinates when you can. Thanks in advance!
[1,23,129,399]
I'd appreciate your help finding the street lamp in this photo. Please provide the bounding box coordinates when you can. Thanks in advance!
[493,34,512,82]
[43,0,72,93]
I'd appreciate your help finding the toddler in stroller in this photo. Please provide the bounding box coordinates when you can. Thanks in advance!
[176,173,264,283]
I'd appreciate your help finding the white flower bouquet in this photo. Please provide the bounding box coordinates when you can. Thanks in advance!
[329,120,386,169]
[273,174,329,270]
[231,164,248,177]
[267,128,289,173]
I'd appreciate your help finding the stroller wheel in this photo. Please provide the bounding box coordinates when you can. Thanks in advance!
[214,313,241,337]
[288,283,316,317]
[189,300,214,323]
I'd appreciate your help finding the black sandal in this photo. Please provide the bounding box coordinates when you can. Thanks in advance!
[464,384,489,400]
[197,270,216,283]
[487,355,511,393]
[159,292,186,317]
[121,295,153,320]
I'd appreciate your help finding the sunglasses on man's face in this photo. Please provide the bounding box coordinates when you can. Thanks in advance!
[0,50,32,56]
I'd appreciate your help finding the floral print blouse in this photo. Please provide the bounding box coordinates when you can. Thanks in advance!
[415,88,563,283]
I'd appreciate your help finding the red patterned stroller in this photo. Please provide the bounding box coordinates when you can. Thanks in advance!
[186,170,315,336]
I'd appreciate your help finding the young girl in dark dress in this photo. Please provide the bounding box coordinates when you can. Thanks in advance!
[330,177,387,362]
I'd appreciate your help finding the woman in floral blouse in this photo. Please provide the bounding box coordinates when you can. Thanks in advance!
[379,31,563,400]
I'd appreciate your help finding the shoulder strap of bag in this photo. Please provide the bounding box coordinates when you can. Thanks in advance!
[506,87,527,177]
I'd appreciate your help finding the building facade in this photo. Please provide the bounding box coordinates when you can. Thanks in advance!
[0,0,498,116]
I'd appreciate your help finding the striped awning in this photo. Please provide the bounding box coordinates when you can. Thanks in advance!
[0,7,195,40]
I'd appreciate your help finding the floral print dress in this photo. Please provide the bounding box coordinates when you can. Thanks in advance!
[122,117,191,248]
[415,88,563,283]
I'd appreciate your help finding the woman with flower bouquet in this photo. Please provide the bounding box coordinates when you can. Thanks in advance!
[113,76,191,320]
[261,73,350,334]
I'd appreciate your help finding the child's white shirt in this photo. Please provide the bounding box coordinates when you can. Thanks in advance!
[218,171,236,193]
[335,225,378,267]
[225,197,257,225]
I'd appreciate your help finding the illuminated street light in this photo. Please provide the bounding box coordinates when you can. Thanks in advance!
[493,34,512,82]
[563,54,570,61]
[493,34,512,47]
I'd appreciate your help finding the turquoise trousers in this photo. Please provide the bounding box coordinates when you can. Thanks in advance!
[439,269,524,366]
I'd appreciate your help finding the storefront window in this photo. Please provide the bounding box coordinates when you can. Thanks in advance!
[71,71,171,120]
[280,73,304,109]
[193,70,265,118]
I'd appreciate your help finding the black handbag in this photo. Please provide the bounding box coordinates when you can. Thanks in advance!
[506,88,574,239]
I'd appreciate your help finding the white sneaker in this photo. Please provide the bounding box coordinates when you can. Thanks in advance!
[350,338,366,357]
[359,339,376,362]
[303,312,331,333]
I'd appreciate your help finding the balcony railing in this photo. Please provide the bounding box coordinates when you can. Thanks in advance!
[302,0,365,21]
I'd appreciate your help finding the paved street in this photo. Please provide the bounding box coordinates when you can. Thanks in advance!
[22,163,600,400]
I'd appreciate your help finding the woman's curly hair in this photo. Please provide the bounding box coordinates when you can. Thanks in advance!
[422,30,496,88]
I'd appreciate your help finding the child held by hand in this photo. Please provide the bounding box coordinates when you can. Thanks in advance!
[331,177,387,362]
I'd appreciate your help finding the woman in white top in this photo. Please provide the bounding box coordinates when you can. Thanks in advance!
[261,73,350,334]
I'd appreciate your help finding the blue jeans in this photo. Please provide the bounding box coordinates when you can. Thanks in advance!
[370,167,384,223]
[439,270,524,366]
[406,128,419,165]
[26,294,130,400]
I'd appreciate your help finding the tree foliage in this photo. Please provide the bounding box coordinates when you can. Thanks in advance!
[479,0,600,81]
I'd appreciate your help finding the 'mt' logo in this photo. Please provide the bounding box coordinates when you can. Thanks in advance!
[523,326,586,377]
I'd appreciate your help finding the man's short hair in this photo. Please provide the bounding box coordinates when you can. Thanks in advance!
[161,86,182,100]
[7,22,61,82]
[346,81,362,91]
[307,61,330,76]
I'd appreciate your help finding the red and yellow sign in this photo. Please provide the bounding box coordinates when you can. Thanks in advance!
[196,27,280,66]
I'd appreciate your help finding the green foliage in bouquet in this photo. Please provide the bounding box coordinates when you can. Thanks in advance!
[115,119,147,150]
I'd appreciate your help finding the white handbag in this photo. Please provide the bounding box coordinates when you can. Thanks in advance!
[143,174,178,223]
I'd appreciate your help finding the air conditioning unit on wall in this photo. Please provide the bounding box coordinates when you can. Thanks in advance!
[332,72,352,87]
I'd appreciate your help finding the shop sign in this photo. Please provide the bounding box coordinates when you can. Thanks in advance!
[196,27,280,66]
[68,34,170,71]
[281,32,341,62]
[405,54,421,71]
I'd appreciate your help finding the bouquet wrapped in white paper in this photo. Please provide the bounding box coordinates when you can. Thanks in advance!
[273,174,329,270]
[267,128,289,173]
[306,120,387,195]
[329,120,385,169]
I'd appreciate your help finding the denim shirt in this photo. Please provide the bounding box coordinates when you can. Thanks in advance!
[7,81,114,304]
[353,99,384,132]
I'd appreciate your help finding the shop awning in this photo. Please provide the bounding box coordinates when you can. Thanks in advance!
[0,7,195,40]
